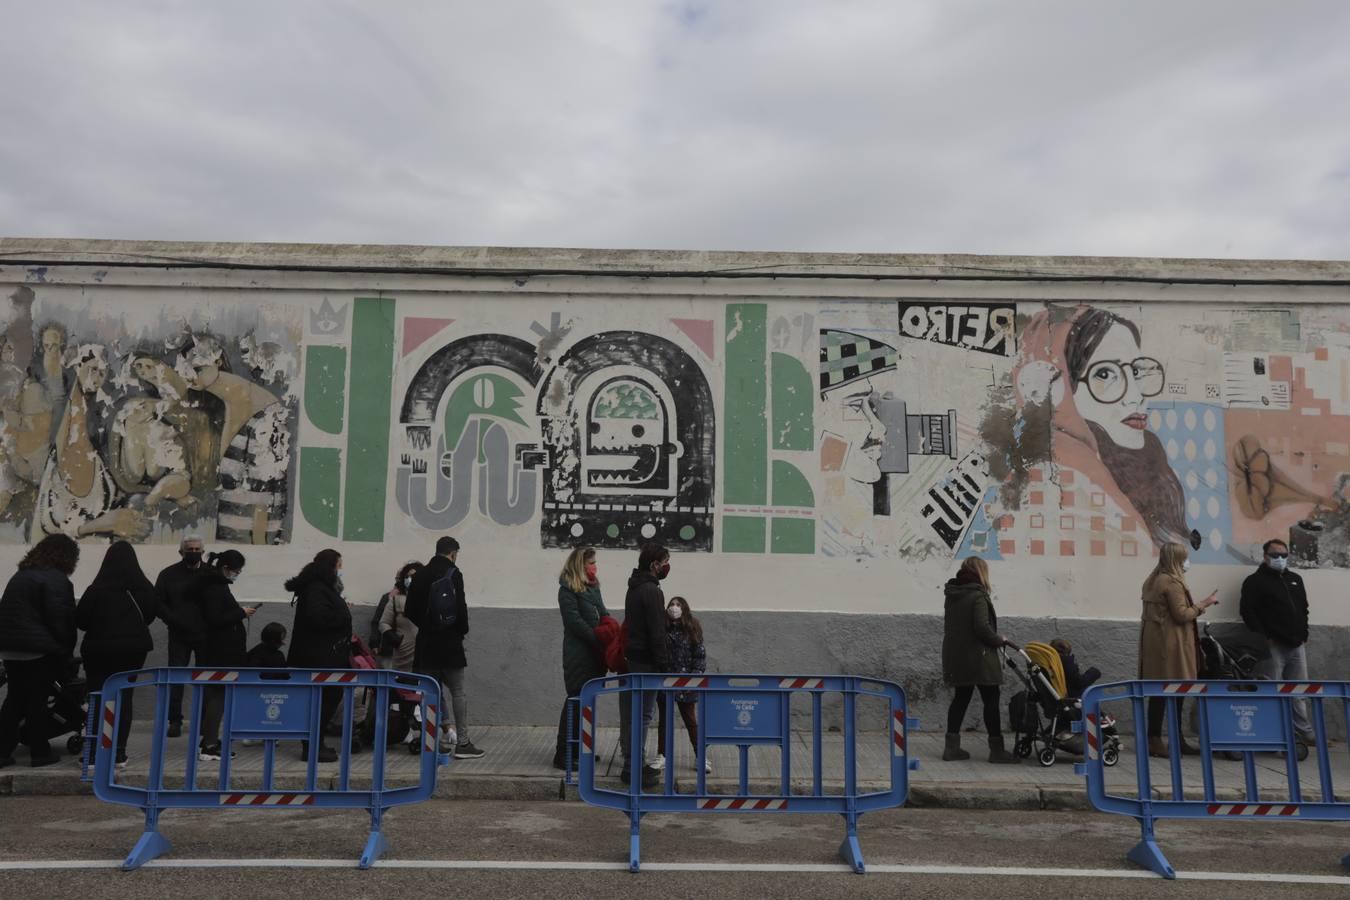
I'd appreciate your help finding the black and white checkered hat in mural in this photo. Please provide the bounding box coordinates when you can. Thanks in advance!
[819,330,899,395]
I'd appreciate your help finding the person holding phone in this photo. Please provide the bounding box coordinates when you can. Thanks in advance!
[196,550,254,762]
[1138,541,1218,758]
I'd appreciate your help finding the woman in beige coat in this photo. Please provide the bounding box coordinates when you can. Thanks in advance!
[1138,542,1218,757]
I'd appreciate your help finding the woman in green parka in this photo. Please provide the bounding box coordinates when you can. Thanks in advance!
[553,546,608,770]
[941,556,1019,765]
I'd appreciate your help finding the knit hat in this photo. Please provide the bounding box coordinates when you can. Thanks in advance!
[819,330,899,395]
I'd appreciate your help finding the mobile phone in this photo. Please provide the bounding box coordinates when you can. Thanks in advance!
[247,602,265,612]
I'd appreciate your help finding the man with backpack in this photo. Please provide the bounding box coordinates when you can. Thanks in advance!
[404,536,483,759]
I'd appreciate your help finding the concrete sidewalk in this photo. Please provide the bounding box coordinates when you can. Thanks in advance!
[3,725,1345,810]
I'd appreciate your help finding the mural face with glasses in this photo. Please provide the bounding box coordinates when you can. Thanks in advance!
[1071,322,1164,451]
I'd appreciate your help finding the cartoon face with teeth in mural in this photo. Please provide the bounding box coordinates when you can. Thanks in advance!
[583,377,680,494]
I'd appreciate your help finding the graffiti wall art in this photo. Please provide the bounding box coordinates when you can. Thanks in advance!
[0,286,300,544]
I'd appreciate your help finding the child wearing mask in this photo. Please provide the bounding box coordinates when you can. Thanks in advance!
[655,596,709,774]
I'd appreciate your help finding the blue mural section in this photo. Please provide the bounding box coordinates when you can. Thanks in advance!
[1150,402,1233,564]
[957,487,1004,560]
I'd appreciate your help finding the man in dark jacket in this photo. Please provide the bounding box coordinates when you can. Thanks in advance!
[404,536,482,759]
[1240,538,1315,744]
[155,535,206,737]
[618,542,673,787]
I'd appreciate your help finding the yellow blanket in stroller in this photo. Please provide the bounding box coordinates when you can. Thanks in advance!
[1023,642,1067,699]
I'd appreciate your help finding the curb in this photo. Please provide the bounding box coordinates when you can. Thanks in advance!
[1,768,1096,810]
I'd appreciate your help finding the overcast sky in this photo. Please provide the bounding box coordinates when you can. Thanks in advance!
[2,1,1348,259]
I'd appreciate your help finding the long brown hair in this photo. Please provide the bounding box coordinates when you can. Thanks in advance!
[19,534,79,575]
[561,547,596,593]
[955,557,991,591]
[668,596,703,644]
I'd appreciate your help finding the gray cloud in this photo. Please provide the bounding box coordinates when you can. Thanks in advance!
[2,0,1347,259]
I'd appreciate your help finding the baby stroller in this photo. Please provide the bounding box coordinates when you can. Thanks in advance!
[1006,643,1120,768]
[1198,623,1308,761]
[0,656,88,755]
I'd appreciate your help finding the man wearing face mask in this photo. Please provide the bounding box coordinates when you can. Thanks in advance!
[618,542,673,787]
[1240,539,1315,746]
[155,535,207,738]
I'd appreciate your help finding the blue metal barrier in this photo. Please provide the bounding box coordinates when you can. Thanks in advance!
[85,667,449,870]
[576,673,916,873]
[1076,679,1350,878]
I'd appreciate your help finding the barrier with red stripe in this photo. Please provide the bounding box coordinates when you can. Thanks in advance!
[576,673,914,873]
[1076,679,1350,879]
[85,667,449,871]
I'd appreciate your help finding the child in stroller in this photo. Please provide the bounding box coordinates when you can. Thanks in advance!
[1006,641,1120,767]
[0,656,88,758]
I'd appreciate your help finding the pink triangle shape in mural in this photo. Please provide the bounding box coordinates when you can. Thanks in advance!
[402,317,456,357]
[670,318,715,359]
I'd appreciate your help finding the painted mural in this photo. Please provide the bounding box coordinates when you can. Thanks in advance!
[387,313,716,552]
[0,285,300,544]
[9,276,1347,571]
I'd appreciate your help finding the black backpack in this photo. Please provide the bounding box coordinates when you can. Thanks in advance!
[427,566,461,631]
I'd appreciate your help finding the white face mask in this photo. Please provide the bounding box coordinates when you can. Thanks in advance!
[403,576,413,589]
[1268,556,1288,573]
[1181,559,1191,573]
[667,605,682,621]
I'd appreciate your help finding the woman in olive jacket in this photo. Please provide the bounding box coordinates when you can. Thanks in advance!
[553,546,608,770]
[285,548,352,762]
[77,540,159,765]
[941,557,1018,764]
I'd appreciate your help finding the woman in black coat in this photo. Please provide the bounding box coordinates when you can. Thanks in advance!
[0,534,80,768]
[196,550,255,761]
[285,548,352,762]
[76,541,159,766]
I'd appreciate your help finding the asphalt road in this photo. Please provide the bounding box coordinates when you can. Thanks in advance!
[1,797,1347,898]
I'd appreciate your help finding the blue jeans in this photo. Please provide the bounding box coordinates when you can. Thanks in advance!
[1264,640,1315,739]
[618,661,656,773]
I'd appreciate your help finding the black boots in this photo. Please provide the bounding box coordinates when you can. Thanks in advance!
[987,734,1020,764]
[942,733,971,761]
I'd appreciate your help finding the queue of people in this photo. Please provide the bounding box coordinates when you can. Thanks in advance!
[0,528,1323,772]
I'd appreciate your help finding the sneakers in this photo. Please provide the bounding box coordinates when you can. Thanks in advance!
[115,754,129,769]
[694,759,711,775]
[166,722,182,738]
[650,754,666,771]
[454,742,485,759]
[198,745,236,762]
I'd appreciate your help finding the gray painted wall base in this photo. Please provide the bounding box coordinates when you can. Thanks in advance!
[15,608,1347,741]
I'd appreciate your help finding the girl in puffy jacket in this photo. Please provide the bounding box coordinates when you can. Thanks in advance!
[656,596,708,775]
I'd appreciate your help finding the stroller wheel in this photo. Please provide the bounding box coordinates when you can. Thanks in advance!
[1102,746,1120,767]
[1014,737,1032,759]
[66,734,82,755]
[1037,747,1057,767]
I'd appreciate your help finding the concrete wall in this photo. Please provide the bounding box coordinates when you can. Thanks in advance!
[2,240,1349,729]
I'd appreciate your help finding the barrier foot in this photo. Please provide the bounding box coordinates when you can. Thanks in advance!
[628,813,642,873]
[1341,853,1349,871]
[359,830,387,869]
[122,830,171,871]
[1126,838,1175,880]
[838,815,865,874]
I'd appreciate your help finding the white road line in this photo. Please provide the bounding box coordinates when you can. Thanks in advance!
[0,859,1346,884]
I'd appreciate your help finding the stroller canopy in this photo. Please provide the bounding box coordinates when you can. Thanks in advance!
[1023,642,1067,699]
